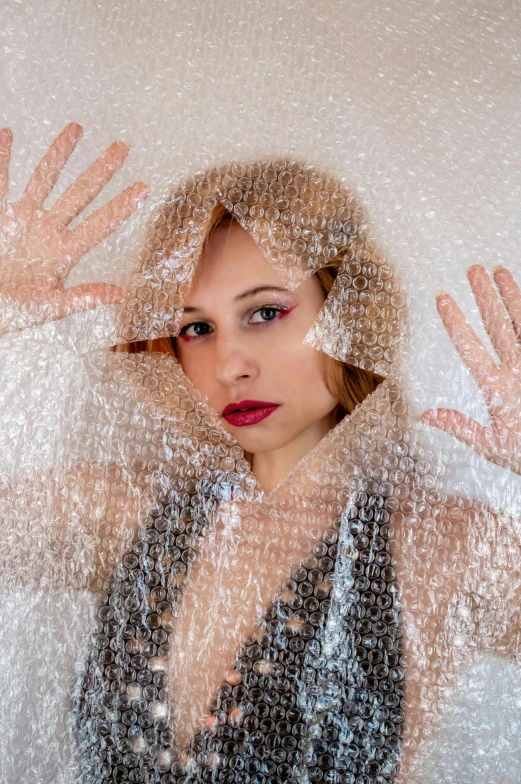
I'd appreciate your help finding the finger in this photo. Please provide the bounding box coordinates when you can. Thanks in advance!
[494,266,521,342]
[21,122,83,210]
[53,283,126,318]
[50,141,130,226]
[420,408,490,453]
[0,127,13,207]
[436,292,497,387]
[70,181,149,257]
[468,265,519,364]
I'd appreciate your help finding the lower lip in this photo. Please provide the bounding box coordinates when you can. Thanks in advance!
[223,406,279,427]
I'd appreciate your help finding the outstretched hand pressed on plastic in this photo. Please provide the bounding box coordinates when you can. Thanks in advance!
[0,122,149,333]
[421,265,521,476]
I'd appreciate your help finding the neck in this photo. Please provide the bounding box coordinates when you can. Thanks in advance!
[251,409,338,495]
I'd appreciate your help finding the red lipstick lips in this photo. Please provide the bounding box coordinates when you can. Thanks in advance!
[221,399,280,427]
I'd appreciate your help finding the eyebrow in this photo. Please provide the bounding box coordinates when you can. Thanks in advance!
[182,285,290,314]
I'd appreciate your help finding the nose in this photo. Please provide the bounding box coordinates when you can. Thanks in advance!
[213,333,259,387]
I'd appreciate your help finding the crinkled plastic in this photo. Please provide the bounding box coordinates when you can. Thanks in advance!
[1,3,521,784]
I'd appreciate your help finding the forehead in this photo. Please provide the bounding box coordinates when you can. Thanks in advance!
[185,222,286,302]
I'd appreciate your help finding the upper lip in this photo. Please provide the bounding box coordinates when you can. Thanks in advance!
[221,399,279,416]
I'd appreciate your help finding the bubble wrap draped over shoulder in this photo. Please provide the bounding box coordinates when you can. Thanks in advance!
[2,158,521,784]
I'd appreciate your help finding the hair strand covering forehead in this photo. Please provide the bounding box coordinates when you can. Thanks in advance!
[117,157,404,376]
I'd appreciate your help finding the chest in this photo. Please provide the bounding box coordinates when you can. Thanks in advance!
[167,504,337,757]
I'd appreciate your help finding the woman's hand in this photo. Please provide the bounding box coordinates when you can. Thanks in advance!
[0,122,149,334]
[421,265,521,475]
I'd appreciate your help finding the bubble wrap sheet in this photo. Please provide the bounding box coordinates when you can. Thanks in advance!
[1,2,521,783]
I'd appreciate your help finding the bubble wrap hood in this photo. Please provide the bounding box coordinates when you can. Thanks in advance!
[118,158,403,377]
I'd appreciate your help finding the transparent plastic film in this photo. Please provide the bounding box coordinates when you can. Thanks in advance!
[0,2,521,784]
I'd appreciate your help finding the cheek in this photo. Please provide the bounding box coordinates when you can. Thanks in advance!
[270,340,330,396]
[176,350,210,395]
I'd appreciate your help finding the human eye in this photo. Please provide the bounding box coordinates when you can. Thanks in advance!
[178,321,213,340]
[249,305,287,325]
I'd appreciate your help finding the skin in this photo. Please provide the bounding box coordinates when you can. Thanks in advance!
[422,265,521,476]
[0,122,149,327]
[175,221,340,494]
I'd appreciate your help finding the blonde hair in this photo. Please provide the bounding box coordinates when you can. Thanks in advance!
[113,202,384,422]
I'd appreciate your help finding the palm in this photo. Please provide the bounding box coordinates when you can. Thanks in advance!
[1,201,74,288]
[421,265,521,476]
[0,122,149,330]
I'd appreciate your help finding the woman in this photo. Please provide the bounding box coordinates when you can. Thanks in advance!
[1,123,520,784]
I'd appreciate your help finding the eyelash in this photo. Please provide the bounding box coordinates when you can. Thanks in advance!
[178,305,288,340]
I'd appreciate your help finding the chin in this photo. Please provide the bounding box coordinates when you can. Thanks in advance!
[233,431,295,456]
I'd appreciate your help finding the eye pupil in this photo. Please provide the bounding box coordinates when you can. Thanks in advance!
[262,308,278,320]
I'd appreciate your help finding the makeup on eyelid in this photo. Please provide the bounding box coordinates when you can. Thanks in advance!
[177,301,299,341]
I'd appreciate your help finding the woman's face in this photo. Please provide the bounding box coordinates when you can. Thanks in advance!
[175,221,339,459]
